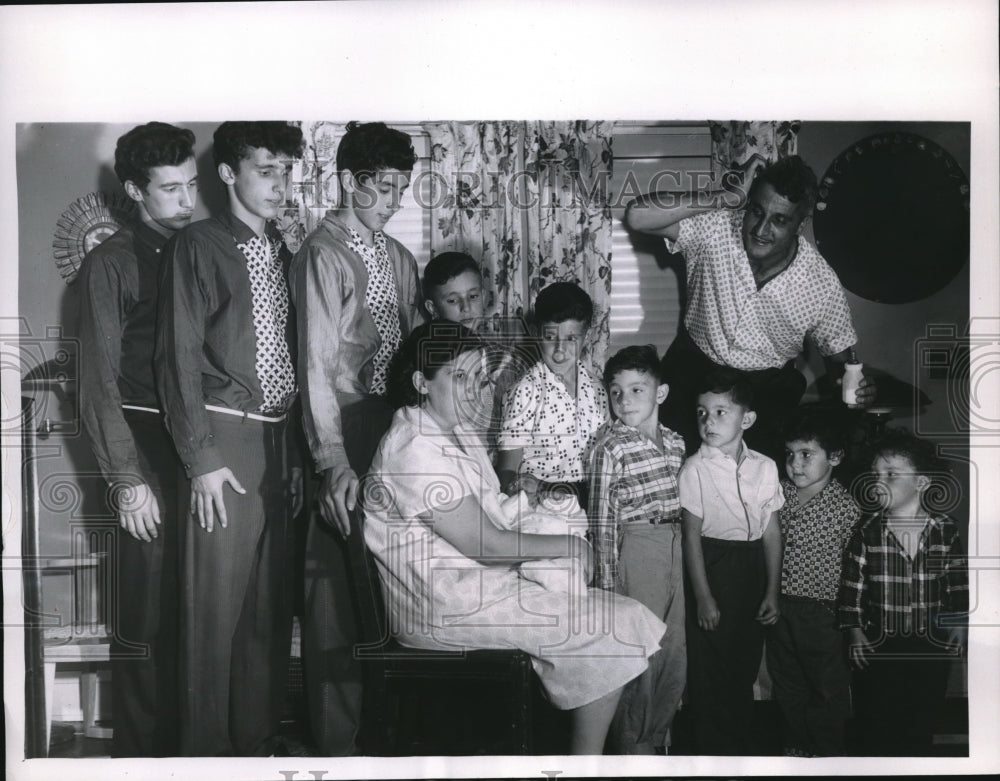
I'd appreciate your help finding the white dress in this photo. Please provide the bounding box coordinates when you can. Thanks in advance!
[363,405,667,710]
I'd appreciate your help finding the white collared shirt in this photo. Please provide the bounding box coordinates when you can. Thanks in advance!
[678,441,785,541]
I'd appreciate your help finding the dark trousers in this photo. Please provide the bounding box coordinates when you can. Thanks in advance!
[766,595,851,756]
[660,327,807,462]
[851,633,955,756]
[301,396,395,756]
[110,409,180,757]
[178,413,294,756]
[685,536,765,755]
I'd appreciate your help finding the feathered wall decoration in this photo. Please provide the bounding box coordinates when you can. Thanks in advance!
[52,191,136,284]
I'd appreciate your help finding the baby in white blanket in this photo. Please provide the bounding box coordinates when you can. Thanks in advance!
[494,490,590,595]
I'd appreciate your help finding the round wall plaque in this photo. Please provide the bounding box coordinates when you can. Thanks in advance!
[813,132,969,304]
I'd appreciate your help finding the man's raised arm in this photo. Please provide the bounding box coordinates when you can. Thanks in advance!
[624,154,766,239]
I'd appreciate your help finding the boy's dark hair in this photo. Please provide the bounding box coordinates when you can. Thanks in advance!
[870,427,944,476]
[533,282,593,327]
[212,122,304,171]
[781,408,846,456]
[386,319,484,409]
[603,345,663,386]
[422,252,482,300]
[336,121,417,182]
[114,122,196,191]
[752,155,819,211]
[696,367,754,411]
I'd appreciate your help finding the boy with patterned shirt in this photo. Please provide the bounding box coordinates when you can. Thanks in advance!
[156,121,305,756]
[289,121,424,755]
[838,428,968,756]
[497,282,608,512]
[766,410,860,757]
[588,345,686,755]
[678,368,784,755]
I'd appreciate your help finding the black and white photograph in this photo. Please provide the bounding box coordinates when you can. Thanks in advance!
[2,3,998,780]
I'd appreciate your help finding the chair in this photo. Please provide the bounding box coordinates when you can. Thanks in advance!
[21,397,112,757]
[346,507,540,755]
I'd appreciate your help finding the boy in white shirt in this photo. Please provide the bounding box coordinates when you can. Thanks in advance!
[678,368,784,755]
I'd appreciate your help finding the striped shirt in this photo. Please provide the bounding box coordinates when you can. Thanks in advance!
[779,479,861,602]
[837,513,968,636]
[588,420,686,589]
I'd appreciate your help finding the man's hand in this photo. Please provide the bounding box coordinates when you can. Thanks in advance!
[854,374,877,405]
[696,594,721,631]
[319,464,359,538]
[290,467,304,518]
[848,627,873,669]
[117,482,161,542]
[717,152,767,209]
[190,467,246,533]
[755,593,781,625]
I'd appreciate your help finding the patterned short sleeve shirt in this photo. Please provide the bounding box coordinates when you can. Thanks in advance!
[667,210,858,370]
[779,478,861,602]
[498,361,609,482]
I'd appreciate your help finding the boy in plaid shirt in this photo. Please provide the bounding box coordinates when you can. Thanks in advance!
[766,410,860,757]
[837,428,968,756]
[588,346,686,754]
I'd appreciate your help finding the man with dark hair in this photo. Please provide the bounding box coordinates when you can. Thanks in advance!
[156,120,305,756]
[289,120,423,755]
[78,120,198,757]
[625,155,873,459]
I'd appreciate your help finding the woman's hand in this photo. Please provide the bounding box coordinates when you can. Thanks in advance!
[570,535,594,585]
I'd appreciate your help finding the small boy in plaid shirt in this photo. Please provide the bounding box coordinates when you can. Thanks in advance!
[766,409,860,757]
[837,428,968,756]
[588,345,686,754]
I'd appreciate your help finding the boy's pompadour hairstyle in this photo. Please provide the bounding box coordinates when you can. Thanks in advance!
[603,345,662,386]
[696,367,754,410]
[781,407,846,456]
[114,122,196,192]
[212,122,304,171]
[336,121,417,181]
[422,251,482,300]
[533,282,593,327]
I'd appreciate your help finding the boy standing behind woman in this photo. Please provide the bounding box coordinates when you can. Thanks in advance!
[289,121,424,755]
[588,345,687,754]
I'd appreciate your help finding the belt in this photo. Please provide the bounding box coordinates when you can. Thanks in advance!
[121,404,160,414]
[650,516,681,525]
[204,404,287,423]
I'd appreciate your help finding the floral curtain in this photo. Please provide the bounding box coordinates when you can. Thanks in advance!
[422,121,528,327]
[277,121,349,254]
[522,121,615,377]
[708,120,800,175]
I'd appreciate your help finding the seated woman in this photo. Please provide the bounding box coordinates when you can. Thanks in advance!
[363,320,667,754]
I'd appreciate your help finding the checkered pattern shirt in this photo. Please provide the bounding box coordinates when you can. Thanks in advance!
[837,513,968,635]
[667,210,857,370]
[779,479,861,602]
[588,420,686,590]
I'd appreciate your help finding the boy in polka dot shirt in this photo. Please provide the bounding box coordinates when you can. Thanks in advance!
[497,282,609,512]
